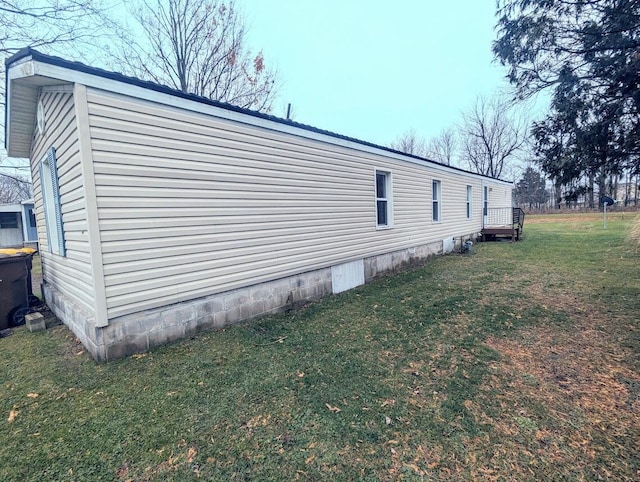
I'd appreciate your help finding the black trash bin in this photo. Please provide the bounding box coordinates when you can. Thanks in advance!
[0,251,35,329]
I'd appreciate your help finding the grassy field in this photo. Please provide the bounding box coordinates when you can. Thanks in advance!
[1,213,639,481]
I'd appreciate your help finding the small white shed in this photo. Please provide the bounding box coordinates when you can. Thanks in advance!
[5,49,513,361]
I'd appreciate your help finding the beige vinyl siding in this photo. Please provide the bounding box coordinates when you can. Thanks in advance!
[488,183,513,208]
[435,175,487,226]
[30,90,95,316]
[87,88,503,319]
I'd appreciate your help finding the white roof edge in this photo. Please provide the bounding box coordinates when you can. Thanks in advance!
[8,58,513,186]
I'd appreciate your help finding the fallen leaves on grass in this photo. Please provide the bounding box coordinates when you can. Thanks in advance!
[325,403,341,413]
[7,409,18,423]
[142,446,199,479]
[116,463,129,479]
[186,447,197,463]
[481,298,640,479]
[254,336,287,346]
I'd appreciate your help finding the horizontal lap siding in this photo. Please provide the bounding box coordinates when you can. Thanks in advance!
[87,89,493,319]
[30,91,95,316]
[489,183,513,207]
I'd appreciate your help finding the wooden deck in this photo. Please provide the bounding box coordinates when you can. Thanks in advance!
[482,208,525,242]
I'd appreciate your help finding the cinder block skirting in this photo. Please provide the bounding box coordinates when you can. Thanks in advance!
[43,282,103,358]
[364,241,443,281]
[44,238,470,362]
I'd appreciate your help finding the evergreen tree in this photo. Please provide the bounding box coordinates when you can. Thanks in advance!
[515,167,549,208]
[494,0,640,191]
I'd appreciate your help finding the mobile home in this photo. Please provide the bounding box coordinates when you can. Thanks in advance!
[5,49,513,361]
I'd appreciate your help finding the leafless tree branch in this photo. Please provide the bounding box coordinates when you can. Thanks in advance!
[459,96,528,179]
[389,129,428,158]
[427,128,457,166]
[0,172,31,203]
[112,0,279,112]
[0,0,120,175]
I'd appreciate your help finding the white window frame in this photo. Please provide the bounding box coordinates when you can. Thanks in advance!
[375,169,393,229]
[483,184,489,226]
[432,179,442,223]
[40,147,66,256]
[466,185,473,219]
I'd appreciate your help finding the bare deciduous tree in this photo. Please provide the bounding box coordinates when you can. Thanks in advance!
[427,127,457,166]
[389,129,428,158]
[115,0,278,112]
[459,96,526,179]
[0,172,31,203]
[0,0,116,93]
[0,0,117,182]
[0,1,109,48]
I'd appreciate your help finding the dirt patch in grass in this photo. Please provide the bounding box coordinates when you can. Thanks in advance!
[482,282,640,479]
[526,211,638,226]
[525,213,603,224]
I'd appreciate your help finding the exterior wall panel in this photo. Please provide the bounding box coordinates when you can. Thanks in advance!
[86,88,509,319]
[30,91,95,316]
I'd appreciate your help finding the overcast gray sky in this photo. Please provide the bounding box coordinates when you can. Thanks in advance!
[2,1,531,178]
[245,0,513,146]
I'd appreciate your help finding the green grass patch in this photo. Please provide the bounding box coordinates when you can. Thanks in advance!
[1,213,639,480]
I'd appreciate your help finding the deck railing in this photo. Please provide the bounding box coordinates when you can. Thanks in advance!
[484,207,513,227]
[482,207,526,242]
[513,207,525,231]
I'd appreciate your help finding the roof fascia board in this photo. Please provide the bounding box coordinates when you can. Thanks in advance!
[9,57,513,187]
[9,56,33,79]
[7,56,36,80]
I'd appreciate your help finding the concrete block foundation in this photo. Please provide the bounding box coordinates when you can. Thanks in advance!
[44,238,470,361]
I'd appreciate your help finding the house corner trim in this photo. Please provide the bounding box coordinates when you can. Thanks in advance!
[74,83,109,327]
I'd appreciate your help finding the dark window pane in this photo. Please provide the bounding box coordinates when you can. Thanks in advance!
[29,209,36,227]
[0,212,18,229]
[376,173,386,198]
[377,200,387,225]
[433,201,439,222]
